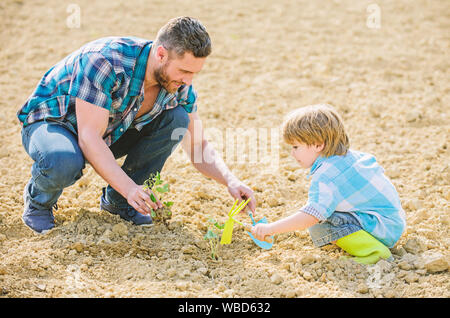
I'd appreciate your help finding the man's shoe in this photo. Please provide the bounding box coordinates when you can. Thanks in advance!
[100,188,153,226]
[22,188,55,234]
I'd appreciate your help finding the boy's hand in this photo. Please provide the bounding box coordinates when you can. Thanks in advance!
[251,223,273,242]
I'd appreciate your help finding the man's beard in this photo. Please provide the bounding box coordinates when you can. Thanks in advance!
[153,61,180,94]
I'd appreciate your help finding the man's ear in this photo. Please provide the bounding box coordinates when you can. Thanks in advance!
[155,45,168,62]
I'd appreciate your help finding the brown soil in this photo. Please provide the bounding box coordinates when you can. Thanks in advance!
[0,0,448,298]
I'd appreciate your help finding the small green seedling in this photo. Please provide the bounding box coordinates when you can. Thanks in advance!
[203,218,224,260]
[143,172,174,224]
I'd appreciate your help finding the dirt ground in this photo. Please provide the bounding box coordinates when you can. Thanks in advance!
[0,0,449,298]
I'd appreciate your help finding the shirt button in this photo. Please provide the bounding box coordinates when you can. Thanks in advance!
[120,128,124,132]
[133,108,137,111]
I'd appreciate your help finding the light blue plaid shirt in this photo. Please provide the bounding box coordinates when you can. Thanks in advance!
[301,149,406,247]
[17,37,198,146]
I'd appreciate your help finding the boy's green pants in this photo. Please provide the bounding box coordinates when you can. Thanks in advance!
[336,230,392,264]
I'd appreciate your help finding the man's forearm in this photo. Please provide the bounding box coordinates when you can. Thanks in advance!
[78,134,135,198]
[190,140,237,186]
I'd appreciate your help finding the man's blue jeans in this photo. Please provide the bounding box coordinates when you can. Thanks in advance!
[21,106,190,210]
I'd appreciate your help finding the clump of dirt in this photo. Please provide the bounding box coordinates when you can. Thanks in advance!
[151,207,173,225]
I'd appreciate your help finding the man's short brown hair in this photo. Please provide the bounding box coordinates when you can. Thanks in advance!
[155,16,211,58]
[282,104,350,157]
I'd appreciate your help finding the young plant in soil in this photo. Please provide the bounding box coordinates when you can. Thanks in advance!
[203,218,224,260]
[143,172,174,225]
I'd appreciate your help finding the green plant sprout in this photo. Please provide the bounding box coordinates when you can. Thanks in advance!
[204,218,224,260]
[143,172,174,224]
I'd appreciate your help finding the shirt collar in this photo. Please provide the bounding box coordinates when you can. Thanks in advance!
[129,41,152,96]
[161,87,176,103]
[307,155,326,179]
[145,85,176,106]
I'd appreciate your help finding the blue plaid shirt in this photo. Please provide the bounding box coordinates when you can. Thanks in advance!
[301,149,406,247]
[17,37,198,146]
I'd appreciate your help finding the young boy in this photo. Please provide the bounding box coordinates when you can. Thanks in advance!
[251,104,406,264]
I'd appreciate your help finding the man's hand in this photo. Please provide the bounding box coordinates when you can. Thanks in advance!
[227,178,256,214]
[126,185,163,215]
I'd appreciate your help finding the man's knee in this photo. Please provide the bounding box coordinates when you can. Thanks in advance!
[168,106,190,130]
[34,150,85,190]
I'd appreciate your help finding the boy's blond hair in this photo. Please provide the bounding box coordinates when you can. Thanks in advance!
[282,104,350,157]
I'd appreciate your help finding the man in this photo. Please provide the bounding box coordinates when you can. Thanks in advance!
[17,17,256,234]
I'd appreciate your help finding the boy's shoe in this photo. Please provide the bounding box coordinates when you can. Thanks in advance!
[336,230,393,264]
[100,188,153,226]
[22,188,55,234]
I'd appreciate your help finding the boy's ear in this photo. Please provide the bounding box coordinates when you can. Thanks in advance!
[315,143,325,153]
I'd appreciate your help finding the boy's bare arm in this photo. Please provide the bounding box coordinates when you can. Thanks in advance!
[251,211,318,241]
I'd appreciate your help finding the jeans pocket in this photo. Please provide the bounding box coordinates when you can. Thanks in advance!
[328,212,349,227]
[21,126,32,149]
[328,211,362,228]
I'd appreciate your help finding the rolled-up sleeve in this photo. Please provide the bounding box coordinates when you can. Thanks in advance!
[178,84,198,113]
[301,180,338,221]
[69,52,116,110]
